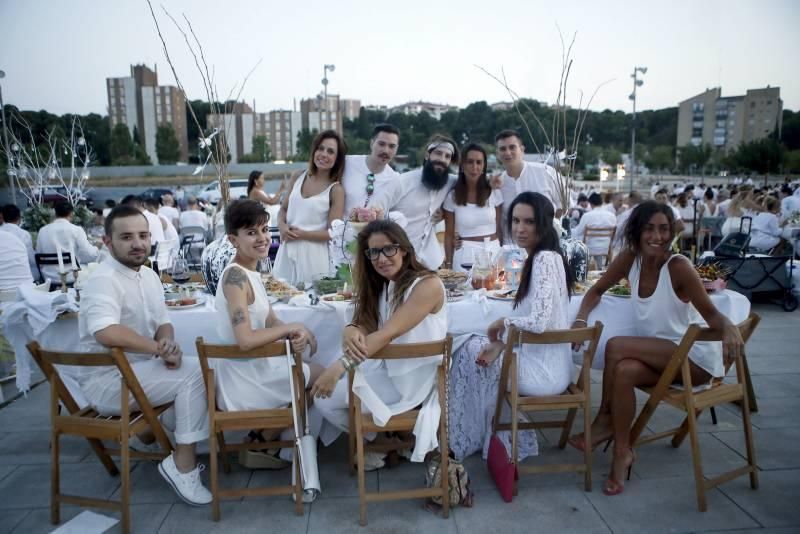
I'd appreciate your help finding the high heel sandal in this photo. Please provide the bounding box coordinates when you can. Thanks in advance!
[567,434,613,453]
[602,449,635,496]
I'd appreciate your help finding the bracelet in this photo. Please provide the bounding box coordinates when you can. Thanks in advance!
[340,356,353,372]
[573,318,588,325]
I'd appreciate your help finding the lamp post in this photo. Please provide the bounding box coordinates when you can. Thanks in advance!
[628,66,647,193]
[0,69,16,203]
[322,64,335,131]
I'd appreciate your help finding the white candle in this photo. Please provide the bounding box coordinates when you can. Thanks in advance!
[68,240,78,270]
[55,242,65,273]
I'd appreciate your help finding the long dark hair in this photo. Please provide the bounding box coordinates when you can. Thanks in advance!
[246,170,263,196]
[623,200,675,255]
[351,220,433,334]
[507,192,573,308]
[454,143,492,207]
[308,130,347,182]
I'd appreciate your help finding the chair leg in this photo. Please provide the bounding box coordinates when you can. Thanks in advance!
[439,367,450,519]
[710,407,718,425]
[217,432,231,475]
[583,401,592,491]
[294,444,303,516]
[120,433,131,534]
[509,357,519,497]
[51,429,60,525]
[738,382,759,490]
[348,400,356,476]
[558,407,578,449]
[87,438,120,476]
[742,352,758,413]
[685,406,707,512]
[210,429,220,521]
[355,409,368,526]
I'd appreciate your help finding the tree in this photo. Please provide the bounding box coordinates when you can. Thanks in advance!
[156,124,181,164]
[643,145,674,172]
[784,149,800,173]
[677,143,712,174]
[729,138,785,174]
[601,147,623,166]
[295,128,318,161]
[110,123,135,165]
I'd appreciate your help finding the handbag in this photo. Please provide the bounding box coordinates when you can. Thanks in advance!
[487,434,518,503]
[285,340,321,502]
[715,216,752,258]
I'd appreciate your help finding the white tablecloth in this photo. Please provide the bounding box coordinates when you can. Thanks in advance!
[24,289,750,371]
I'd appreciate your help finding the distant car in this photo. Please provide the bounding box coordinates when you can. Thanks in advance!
[197,179,249,205]
[36,186,93,207]
[140,188,174,202]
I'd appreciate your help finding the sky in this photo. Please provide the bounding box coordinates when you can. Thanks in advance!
[1,0,799,116]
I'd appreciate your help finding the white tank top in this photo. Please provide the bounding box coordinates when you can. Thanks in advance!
[215,263,271,343]
[286,172,336,231]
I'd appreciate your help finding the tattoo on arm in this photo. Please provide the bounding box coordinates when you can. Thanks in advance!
[231,307,246,327]
[223,266,247,290]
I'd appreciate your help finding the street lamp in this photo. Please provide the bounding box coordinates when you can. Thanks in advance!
[628,66,647,193]
[0,69,16,203]
[322,64,335,131]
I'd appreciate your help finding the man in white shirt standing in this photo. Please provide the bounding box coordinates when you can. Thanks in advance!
[78,205,211,505]
[1,204,38,279]
[0,231,34,290]
[572,193,617,258]
[178,196,210,233]
[493,129,562,243]
[369,134,459,270]
[36,201,99,283]
[342,124,400,214]
[122,195,165,247]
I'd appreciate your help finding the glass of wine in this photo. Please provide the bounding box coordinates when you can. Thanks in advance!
[171,257,190,286]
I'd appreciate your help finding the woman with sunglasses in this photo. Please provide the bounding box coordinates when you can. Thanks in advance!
[443,143,504,272]
[311,220,447,470]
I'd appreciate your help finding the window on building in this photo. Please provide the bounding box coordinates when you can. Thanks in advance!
[691,137,702,147]
[692,102,704,112]
[750,102,756,108]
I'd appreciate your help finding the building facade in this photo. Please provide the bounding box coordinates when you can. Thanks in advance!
[300,95,342,133]
[106,64,189,163]
[208,104,303,163]
[677,87,782,152]
[339,98,361,121]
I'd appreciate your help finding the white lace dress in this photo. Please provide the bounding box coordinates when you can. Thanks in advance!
[448,250,573,461]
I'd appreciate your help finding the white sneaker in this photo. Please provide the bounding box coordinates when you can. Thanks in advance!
[158,453,212,506]
[363,451,386,472]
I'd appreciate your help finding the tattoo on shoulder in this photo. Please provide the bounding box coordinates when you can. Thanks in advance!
[231,307,245,327]
[223,266,247,290]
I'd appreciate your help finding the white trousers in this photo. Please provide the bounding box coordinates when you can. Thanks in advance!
[81,358,208,444]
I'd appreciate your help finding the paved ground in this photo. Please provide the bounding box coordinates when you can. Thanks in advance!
[0,302,798,533]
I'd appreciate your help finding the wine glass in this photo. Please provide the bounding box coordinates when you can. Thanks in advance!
[171,257,190,285]
[459,247,474,272]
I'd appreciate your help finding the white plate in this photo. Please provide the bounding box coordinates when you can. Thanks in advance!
[165,296,206,310]
[320,292,352,303]
[487,289,517,301]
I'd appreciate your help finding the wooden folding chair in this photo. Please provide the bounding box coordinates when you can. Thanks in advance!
[629,313,761,511]
[347,336,452,526]
[27,341,173,534]
[493,323,603,493]
[196,337,305,521]
[583,227,616,270]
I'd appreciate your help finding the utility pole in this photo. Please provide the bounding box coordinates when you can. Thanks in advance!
[629,66,647,193]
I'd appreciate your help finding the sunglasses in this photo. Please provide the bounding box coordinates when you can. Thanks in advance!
[366,173,375,194]
[364,244,401,261]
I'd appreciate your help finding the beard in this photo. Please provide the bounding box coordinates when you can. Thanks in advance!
[109,242,149,269]
[421,159,450,191]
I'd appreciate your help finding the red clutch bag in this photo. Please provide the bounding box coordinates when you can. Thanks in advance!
[487,434,518,502]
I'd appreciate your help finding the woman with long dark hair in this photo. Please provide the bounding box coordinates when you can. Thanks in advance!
[443,144,503,271]
[311,220,447,470]
[273,130,346,285]
[568,200,743,496]
[246,170,285,206]
[447,192,574,462]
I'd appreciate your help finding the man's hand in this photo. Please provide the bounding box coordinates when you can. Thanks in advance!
[489,173,503,190]
[157,339,182,369]
[431,208,444,224]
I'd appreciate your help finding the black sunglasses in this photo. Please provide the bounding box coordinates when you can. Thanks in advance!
[364,244,401,261]
[366,173,375,194]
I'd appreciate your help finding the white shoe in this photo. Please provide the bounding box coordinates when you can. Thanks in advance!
[158,453,212,506]
[363,451,386,472]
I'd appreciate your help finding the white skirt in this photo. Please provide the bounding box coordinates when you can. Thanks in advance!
[211,358,310,411]
[272,239,331,286]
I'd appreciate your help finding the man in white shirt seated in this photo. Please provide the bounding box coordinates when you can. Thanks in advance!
[572,193,617,258]
[368,134,459,270]
[494,130,562,244]
[158,193,181,231]
[178,196,210,233]
[36,201,99,284]
[1,204,38,279]
[342,124,400,214]
[78,205,211,505]
[121,195,164,247]
[0,231,34,291]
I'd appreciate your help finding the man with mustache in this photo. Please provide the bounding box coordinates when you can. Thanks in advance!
[77,205,212,506]
[341,123,401,214]
[368,134,459,269]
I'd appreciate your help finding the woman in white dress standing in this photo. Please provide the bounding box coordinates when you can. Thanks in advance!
[447,192,574,462]
[443,143,503,272]
[273,130,346,285]
[214,199,321,467]
[312,220,447,470]
[568,201,744,496]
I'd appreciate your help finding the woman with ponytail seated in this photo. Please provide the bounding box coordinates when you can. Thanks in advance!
[311,220,447,471]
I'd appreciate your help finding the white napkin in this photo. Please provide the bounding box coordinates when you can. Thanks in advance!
[469,288,492,315]
[1,284,79,393]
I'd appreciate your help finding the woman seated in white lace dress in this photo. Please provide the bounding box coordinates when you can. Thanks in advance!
[448,192,574,462]
[312,219,447,471]
[213,199,322,468]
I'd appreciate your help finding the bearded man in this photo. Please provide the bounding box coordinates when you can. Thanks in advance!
[368,134,460,270]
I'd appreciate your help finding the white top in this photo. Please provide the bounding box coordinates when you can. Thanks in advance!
[572,208,617,255]
[670,204,683,221]
[179,209,209,231]
[498,161,562,241]
[442,189,503,237]
[284,172,336,230]
[0,231,34,290]
[215,264,271,343]
[629,254,722,378]
[368,168,456,270]
[749,212,781,251]
[342,155,399,214]
[158,205,180,226]
[143,209,165,244]
[716,199,732,218]
[0,222,37,276]
[78,255,169,365]
[781,194,800,218]
[159,214,179,241]
[35,218,99,283]
[502,250,573,395]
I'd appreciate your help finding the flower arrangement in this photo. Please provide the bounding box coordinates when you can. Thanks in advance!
[349,206,384,223]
